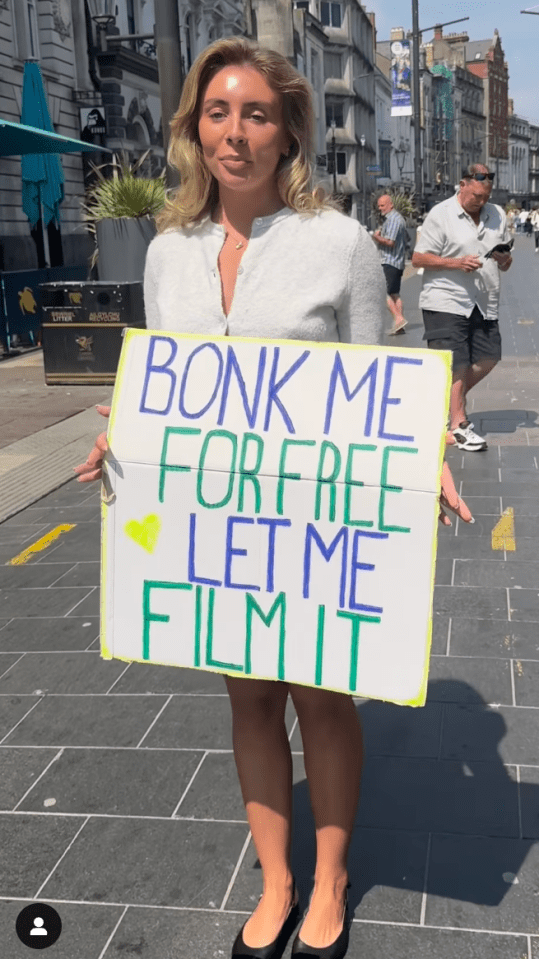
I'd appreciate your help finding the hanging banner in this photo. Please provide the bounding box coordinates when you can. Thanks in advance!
[100,330,451,707]
[391,39,412,117]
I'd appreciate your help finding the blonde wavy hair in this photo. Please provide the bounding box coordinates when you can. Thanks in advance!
[155,36,343,232]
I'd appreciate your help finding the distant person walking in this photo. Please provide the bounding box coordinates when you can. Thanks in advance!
[531,207,539,252]
[372,194,408,335]
[412,163,512,451]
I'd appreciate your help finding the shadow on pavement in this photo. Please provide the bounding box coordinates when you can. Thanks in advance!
[475,409,538,435]
[289,680,538,912]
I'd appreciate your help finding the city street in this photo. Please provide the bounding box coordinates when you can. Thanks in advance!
[0,233,538,958]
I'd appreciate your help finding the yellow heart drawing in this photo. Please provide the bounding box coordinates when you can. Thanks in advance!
[124,514,161,554]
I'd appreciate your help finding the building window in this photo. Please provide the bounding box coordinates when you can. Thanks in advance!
[13,0,40,59]
[326,102,344,126]
[379,140,391,177]
[324,51,342,80]
[336,151,346,174]
[321,2,342,28]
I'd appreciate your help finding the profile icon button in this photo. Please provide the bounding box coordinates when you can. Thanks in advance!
[15,903,62,949]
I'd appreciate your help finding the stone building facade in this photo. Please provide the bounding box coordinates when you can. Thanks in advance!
[0,0,94,269]
[0,0,247,272]
[466,30,509,203]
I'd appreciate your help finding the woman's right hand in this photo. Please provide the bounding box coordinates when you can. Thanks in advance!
[73,405,111,483]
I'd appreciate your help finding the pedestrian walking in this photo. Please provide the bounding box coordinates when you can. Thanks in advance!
[371,194,408,335]
[519,208,528,234]
[412,163,513,452]
[74,36,472,959]
[531,206,539,252]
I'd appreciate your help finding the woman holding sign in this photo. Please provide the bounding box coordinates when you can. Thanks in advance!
[75,37,472,959]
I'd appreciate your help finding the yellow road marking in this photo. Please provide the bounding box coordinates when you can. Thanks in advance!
[491,508,515,552]
[6,524,76,566]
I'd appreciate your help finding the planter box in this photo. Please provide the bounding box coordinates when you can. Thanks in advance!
[96,217,156,282]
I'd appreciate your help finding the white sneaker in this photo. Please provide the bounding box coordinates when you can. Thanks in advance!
[451,421,488,451]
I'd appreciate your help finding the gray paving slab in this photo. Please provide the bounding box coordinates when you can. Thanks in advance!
[1,899,125,959]
[357,756,520,838]
[0,562,76,589]
[347,925,530,959]
[38,816,249,908]
[0,812,87,898]
[15,747,206,818]
[0,616,99,651]
[441,704,539,765]
[424,833,539,932]
[0,747,61,811]
[427,655,513,703]
[513,660,539,707]
[0,651,126,695]
[2,695,171,748]
[453,559,539,588]
[448,617,539,659]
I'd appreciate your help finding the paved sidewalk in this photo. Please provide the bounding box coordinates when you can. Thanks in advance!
[0,235,538,958]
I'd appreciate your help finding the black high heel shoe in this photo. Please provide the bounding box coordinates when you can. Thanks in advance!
[231,879,301,959]
[291,882,351,958]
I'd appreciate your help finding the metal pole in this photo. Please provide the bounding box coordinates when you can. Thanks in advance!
[154,0,183,188]
[332,130,337,195]
[361,144,365,224]
[411,0,422,208]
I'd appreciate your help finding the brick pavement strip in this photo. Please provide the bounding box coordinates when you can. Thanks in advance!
[0,236,538,957]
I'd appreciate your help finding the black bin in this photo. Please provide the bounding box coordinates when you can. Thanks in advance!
[41,281,145,385]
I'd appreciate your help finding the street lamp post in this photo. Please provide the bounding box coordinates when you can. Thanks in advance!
[330,118,337,196]
[360,133,366,224]
[394,138,408,182]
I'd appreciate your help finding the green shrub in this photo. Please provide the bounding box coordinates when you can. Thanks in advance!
[82,150,166,227]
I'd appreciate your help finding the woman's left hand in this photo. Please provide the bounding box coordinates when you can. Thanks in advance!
[439,433,474,526]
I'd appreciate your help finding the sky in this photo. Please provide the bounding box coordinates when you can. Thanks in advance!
[367,0,539,124]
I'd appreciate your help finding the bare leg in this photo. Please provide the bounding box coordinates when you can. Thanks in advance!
[225,675,296,949]
[450,359,497,430]
[386,294,406,327]
[449,366,468,429]
[288,684,363,948]
[464,358,498,393]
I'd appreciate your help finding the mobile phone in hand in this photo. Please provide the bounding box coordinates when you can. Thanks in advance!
[484,239,514,259]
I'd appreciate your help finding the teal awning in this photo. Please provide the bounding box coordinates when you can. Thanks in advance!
[20,61,65,228]
[0,117,108,156]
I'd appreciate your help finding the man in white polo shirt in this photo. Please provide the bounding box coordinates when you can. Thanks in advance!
[412,164,512,451]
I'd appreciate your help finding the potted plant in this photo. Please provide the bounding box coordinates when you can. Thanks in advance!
[82,151,166,282]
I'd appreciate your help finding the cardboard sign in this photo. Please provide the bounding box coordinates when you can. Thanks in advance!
[101,330,451,706]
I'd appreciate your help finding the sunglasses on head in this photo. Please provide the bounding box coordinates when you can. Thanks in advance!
[463,172,495,182]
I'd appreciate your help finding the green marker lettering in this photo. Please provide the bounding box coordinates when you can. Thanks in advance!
[205,587,243,671]
[378,445,418,533]
[315,442,341,522]
[277,439,316,515]
[245,592,287,679]
[197,429,238,509]
[344,444,376,527]
[315,604,326,685]
[159,427,201,503]
[142,580,193,661]
[237,432,264,514]
[336,609,381,692]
